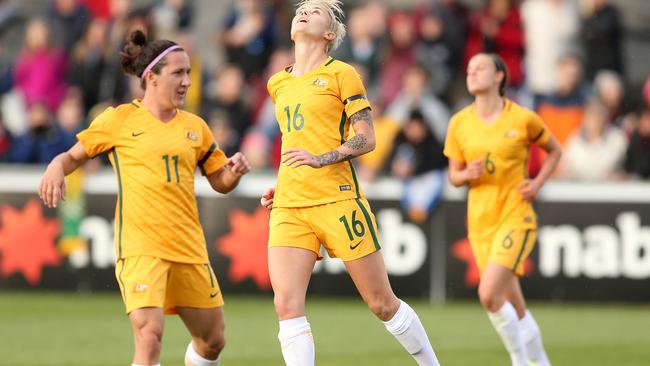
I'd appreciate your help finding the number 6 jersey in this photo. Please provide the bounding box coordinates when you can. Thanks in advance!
[76,100,227,263]
[267,57,371,208]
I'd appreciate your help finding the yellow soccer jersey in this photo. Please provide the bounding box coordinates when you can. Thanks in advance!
[77,100,227,263]
[267,57,371,207]
[444,99,551,240]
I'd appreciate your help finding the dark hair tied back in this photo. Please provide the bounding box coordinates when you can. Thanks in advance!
[489,53,509,97]
[121,30,148,76]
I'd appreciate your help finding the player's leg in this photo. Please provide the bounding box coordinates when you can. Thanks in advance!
[269,246,318,366]
[166,262,226,365]
[177,307,225,366]
[507,280,551,365]
[128,307,165,365]
[480,227,536,366]
[115,257,169,366]
[345,252,440,366]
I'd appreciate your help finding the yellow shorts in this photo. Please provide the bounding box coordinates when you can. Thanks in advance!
[115,256,223,314]
[269,198,381,261]
[470,226,537,277]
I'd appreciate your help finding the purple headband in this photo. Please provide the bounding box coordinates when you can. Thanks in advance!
[140,45,182,78]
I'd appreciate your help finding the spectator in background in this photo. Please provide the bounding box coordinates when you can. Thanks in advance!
[11,102,75,164]
[414,6,455,99]
[68,18,110,114]
[592,70,631,131]
[333,5,382,88]
[151,0,195,35]
[580,0,623,80]
[56,89,86,134]
[387,109,447,223]
[560,100,627,181]
[14,18,68,113]
[0,115,11,162]
[378,11,416,106]
[522,0,580,99]
[48,0,90,51]
[203,64,251,149]
[208,109,239,158]
[221,0,276,80]
[464,0,525,88]
[623,107,650,180]
[386,64,449,141]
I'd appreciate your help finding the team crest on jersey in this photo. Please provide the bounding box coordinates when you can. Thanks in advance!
[505,130,518,138]
[312,78,328,87]
[186,130,199,141]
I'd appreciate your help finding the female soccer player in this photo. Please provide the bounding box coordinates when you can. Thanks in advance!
[39,30,251,366]
[260,1,440,365]
[444,53,561,366]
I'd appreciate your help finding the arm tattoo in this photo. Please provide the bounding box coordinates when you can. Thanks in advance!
[315,108,372,167]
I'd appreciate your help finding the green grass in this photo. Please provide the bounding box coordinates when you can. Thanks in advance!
[1,292,649,365]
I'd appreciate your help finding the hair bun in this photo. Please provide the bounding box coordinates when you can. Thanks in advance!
[130,30,147,47]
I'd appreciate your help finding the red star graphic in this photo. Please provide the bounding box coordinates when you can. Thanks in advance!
[0,199,62,285]
[451,238,535,288]
[216,207,271,290]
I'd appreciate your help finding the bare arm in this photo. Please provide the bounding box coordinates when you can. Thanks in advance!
[282,108,376,168]
[520,136,562,201]
[448,158,483,187]
[206,152,251,194]
[39,142,89,208]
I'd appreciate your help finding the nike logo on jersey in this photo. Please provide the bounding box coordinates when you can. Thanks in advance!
[350,240,363,250]
[210,291,220,298]
[132,131,145,137]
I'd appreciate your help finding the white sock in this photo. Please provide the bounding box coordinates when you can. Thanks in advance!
[184,341,220,366]
[132,364,160,366]
[488,302,529,366]
[519,310,551,366]
[383,300,440,366]
[278,316,314,366]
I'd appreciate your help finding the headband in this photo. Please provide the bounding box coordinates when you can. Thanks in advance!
[140,45,182,78]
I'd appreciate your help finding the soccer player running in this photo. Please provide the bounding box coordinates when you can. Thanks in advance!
[39,30,251,366]
[259,1,440,365]
[444,53,561,366]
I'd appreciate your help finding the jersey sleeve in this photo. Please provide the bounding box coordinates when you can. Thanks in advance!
[197,121,228,176]
[338,65,371,118]
[443,116,465,162]
[267,73,280,104]
[527,111,551,146]
[76,106,120,158]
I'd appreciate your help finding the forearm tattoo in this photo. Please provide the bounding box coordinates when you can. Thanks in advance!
[315,108,373,167]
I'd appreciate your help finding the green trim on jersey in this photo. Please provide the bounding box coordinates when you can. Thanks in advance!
[513,229,531,271]
[111,149,124,259]
[325,57,335,66]
[355,198,380,250]
[339,112,360,198]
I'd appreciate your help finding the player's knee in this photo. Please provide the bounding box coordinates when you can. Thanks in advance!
[273,294,304,319]
[135,324,163,350]
[195,335,226,359]
[478,288,502,312]
[367,297,398,321]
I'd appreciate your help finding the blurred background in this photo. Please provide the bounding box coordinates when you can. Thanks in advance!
[0,0,649,365]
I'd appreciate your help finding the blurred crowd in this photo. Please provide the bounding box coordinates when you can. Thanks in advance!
[0,0,648,221]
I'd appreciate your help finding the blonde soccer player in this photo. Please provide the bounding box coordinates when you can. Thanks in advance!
[444,53,561,366]
[259,1,440,365]
[39,30,251,366]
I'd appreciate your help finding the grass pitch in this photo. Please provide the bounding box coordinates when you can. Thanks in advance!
[1,291,649,365]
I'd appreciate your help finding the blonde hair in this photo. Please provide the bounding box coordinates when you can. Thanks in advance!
[295,0,346,53]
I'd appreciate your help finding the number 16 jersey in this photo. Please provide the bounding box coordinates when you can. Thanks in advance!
[267,57,371,208]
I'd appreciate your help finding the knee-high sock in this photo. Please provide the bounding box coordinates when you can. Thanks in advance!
[519,310,551,366]
[184,341,220,366]
[488,302,529,366]
[278,316,314,366]
[383,300,440,366]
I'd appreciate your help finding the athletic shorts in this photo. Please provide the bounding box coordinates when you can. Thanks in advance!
[115,256,223,314]
[470,225,537,277]
[268,198,381,261]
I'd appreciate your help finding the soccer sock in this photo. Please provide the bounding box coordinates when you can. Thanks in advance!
[184,341,220,366]
[383,300,440,366]
[278,316,315,366]
[487,302,529,366]
[131,364,160,366]
[519,310,551,366]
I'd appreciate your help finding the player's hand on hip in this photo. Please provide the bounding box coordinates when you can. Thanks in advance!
[281,149,321,168]
[464,159,483,181]
[519,179,539,202]
[260,187,275,209]
[228,152,252,177]
[39,165,66,208]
